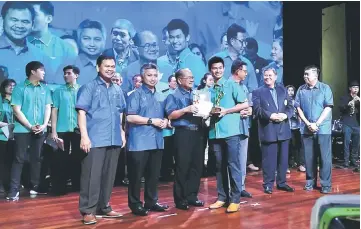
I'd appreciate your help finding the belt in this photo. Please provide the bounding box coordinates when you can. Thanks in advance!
[175,125,200,131]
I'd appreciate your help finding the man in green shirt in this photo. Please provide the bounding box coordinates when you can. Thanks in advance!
[7,61,52,201]
[51,65,81,195]
[0,79,16,193]
[207,57,249,213]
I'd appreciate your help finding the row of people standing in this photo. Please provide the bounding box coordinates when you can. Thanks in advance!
[0,54,335,226]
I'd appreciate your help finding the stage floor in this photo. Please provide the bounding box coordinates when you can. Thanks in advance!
[0,168,359,229]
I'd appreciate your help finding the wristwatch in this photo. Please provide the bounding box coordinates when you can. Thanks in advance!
[147,118,152,125]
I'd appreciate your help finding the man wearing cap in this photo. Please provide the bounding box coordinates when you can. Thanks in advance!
[103,19,139,74]
[339,81,360,168]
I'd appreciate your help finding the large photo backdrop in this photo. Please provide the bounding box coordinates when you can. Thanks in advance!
[0,1,283,93]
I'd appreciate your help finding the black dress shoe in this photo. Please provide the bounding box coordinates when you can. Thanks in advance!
[188,200,204,207]
[264,187,272,194]
[145,203,169,212]
[277,185,295,192]
[122,178,129,186]
[131,206,149,216]
[175,202,189,210]
[241,190,252,198]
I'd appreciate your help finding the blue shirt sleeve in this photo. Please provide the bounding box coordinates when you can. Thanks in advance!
[76,84,92,112]
[11,86,23,107]
[126,90,140,115]
[165,94,178,117]
[118,88,127,114]
[324,85,334,107]
[294,87,301,108]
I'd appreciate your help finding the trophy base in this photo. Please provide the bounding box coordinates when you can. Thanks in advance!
[210,107,221,116]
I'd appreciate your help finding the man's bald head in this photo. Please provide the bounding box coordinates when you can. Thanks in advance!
[175,68,194,90]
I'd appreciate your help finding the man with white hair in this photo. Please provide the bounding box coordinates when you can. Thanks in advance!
[103,19,138,73]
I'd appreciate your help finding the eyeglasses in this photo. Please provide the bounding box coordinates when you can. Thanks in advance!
[233,38,247,46]
[138,43,159,51]
[180,76,194,80]
[112,31,128,38]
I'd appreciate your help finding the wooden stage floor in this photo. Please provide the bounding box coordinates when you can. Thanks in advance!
[0,168,359,229]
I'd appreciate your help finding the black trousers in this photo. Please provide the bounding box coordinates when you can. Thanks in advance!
[0,140,14,190]
[51,132,82,194]
[128,149,163,209]
[261,140,290,189]
[173,128,203,204]
[114,148,127,186]
[79,146,120,214]
[248,119,262,166]
[160,136,175,178]
[10,133,46,191]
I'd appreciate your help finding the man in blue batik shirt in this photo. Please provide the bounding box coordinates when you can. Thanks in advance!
[76,55,126,225]
[126,63,169,216]
[295,65,333,194]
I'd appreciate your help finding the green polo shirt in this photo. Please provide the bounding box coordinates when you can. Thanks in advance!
[209,77,247,139]
[0,98,13,141]
[52,83,79,133]
[11,79,52,133]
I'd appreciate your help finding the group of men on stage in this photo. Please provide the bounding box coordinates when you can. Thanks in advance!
[0,52,347,226]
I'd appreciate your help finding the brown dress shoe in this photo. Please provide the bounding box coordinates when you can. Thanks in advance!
[83,213,97,225]
[99,211,123,218]
[226,203,240,213]
[209,201,225,209]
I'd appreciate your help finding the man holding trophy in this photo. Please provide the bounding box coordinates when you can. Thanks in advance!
[207,57,250,213]
[165,68,205,210]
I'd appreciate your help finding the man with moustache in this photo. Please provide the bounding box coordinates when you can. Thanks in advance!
[165,68,205,210]
[55,19,107,85]
[122,31,173,94]
[7,61,52,201]
[167,19,206,86]
[126,63,169,216]
[211,24,258,93]
[207,57,249,213]
[295,65,333,194]
[0,1,53,83]
[76,55,126,225]
[252,67,294,195]
[103,19,138,73]
[50,65,81,195]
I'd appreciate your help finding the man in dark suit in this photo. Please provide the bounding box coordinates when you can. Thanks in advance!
[252,67,295,194]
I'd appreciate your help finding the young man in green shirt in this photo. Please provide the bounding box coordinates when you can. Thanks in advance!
[7,61,52,201]
[207,57,249,213]
[51,65,81,195]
